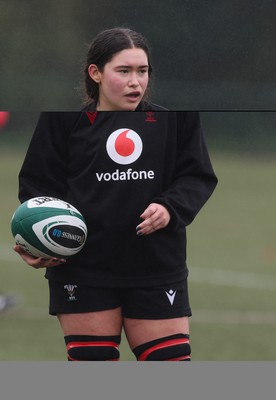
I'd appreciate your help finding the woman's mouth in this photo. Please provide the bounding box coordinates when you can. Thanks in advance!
[125,91,141,101]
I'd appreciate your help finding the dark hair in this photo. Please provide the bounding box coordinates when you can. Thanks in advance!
[83,28,153,105]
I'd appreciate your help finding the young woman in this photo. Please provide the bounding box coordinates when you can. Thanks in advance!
[13,28,217,361]
[81,27,167,111]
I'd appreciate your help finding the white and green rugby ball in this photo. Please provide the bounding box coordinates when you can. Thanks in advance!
[11,197,88,259]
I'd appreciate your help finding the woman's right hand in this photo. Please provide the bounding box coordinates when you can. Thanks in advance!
[13,245,66,269]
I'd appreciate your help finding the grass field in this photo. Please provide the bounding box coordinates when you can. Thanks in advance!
[1,138,276,361]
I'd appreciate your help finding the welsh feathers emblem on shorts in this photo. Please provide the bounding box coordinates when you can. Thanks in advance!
[64,284,78,301]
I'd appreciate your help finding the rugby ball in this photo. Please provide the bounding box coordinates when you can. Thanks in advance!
[11,197,88,259]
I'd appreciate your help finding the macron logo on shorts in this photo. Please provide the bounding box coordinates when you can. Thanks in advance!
[165,290,177,305]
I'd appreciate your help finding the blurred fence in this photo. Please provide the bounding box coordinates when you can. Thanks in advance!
[1,0,276,110]
[1,112,276,154]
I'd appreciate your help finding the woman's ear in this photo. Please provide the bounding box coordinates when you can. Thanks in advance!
[88,64,101,83]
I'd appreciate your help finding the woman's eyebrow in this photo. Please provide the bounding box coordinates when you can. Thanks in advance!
[115,64,149,69]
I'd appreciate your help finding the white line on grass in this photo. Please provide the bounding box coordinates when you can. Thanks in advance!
[2,243,276,290]
[191,309,276,325]
[3,307,276,325]
[189,266,276,290]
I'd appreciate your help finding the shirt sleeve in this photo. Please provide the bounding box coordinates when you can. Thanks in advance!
[153,112,218,229]
[18,112,72,202]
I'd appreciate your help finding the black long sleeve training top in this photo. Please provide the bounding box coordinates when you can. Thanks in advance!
[18,111,217,288]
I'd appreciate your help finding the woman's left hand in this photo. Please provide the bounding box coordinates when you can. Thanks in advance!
[136,203,171,236]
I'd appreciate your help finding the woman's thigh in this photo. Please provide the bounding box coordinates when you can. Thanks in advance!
[123,316,189,350]
[58,307,123,336]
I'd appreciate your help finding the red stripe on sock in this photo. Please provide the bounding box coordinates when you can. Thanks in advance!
[166,355,191,361]
[138,338,190,361]
[66,341,119,352]
[67,341,119,361]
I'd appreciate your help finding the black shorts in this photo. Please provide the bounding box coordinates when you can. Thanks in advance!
[48,279,192,320]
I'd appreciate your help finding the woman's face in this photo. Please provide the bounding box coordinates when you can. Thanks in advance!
[88,48,150,110]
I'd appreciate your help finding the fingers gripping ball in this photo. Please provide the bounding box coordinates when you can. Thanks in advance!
[11,197,88,259]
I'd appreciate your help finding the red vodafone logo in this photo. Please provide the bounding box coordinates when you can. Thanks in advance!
[106,128,143,165]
